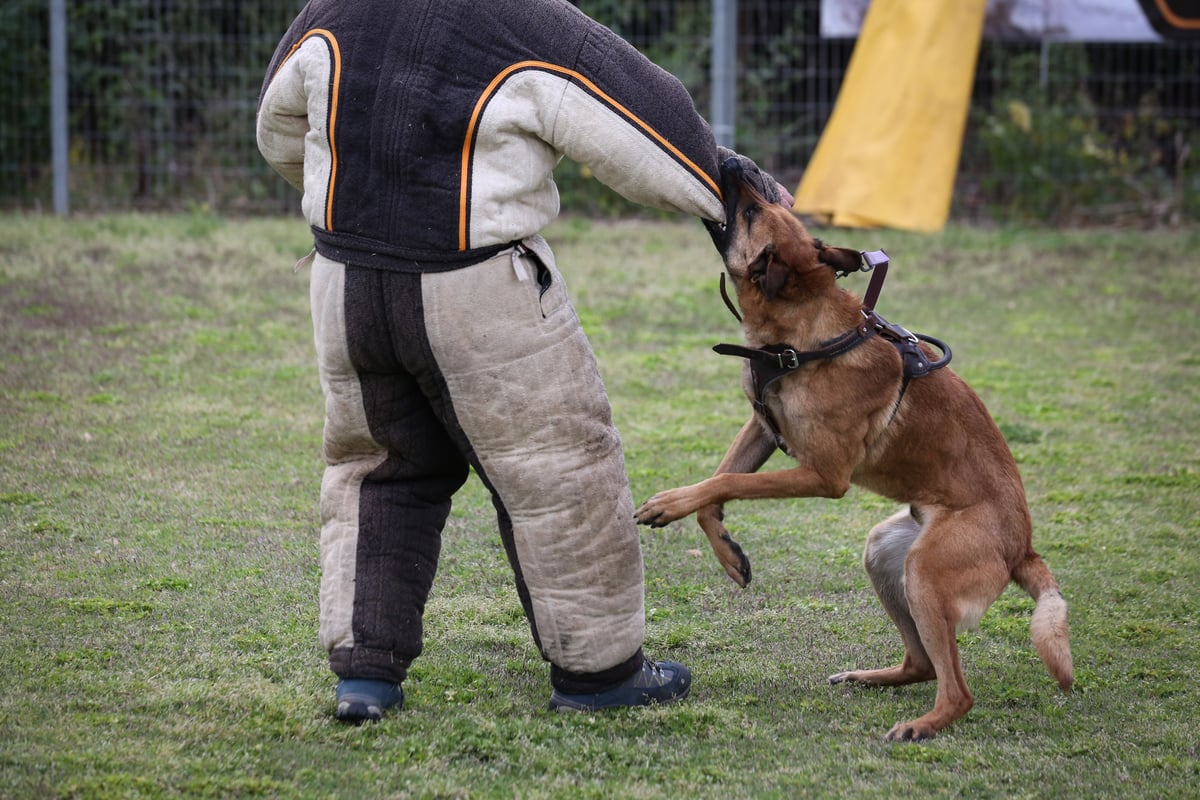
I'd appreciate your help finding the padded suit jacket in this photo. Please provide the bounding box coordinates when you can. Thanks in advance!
[257,0,726,272]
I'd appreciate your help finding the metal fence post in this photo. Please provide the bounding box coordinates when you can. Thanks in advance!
[49,0,68,215]
[711,0,736,149]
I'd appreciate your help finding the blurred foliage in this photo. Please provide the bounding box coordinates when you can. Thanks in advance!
[960,44,1197,226]
[0,0,51,203]
[2,0,302,211]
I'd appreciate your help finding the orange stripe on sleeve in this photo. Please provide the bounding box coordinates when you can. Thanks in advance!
[271,29,343,232]
[458,60,721,251]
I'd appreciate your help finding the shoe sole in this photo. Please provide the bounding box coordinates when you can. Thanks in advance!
[336,698,384,722]
[548,683,691,712]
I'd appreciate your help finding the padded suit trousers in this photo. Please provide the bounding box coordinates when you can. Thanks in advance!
[309,237,647,692]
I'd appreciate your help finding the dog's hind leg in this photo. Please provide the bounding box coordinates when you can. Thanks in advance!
[829,508,935,688]
[881,509,1012,741]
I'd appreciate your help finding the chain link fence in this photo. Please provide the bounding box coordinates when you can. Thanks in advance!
[2,0,1197,224]
[1,0,306,214]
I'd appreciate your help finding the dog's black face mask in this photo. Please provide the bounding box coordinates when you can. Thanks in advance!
[705,154,781,256]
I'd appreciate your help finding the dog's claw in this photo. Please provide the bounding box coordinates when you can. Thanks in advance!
[884,722,935,743]
[634,508,665,527]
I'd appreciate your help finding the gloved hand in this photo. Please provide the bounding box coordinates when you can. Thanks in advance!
[705,147,793,254]
[717,146,789,204]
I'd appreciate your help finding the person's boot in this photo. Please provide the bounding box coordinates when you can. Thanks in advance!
[335,679,404,722]
[548,659,691,712]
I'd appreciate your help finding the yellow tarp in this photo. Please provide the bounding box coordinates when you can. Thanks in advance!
[792,0,987,232]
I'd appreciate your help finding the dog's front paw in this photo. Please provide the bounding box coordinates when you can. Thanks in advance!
[633,497,669,527]
[697,505,752,587]
[715,533,752,586]
[634,489,693,528]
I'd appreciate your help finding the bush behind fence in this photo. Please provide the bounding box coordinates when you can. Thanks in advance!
[2,0,1197,224]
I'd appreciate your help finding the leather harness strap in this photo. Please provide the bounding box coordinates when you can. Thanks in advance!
[714,249,951,449]
[713,318,878,453]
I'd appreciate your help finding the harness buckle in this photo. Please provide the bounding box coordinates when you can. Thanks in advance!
[876,317,919,345]
[777,349,800,370]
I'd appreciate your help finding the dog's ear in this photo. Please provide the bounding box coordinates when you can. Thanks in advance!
[752,252,788,301]
[817,245,862,275]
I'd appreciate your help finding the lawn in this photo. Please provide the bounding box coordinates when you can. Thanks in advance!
[1,212,1197,798]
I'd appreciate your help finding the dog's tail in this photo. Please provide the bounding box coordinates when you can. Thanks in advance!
[1013,553,1074,692]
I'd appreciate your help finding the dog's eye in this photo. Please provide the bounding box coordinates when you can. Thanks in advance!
[743,205,760,223]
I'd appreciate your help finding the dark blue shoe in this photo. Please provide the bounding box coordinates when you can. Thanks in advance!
[335,679,403,723]
[548,659,691,712]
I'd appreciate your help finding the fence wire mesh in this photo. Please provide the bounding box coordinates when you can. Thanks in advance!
[2,0,1197,224]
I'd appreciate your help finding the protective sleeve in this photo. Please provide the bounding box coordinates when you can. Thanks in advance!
[546,25,725,223]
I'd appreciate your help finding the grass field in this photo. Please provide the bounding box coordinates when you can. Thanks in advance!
[1,212,1198,798]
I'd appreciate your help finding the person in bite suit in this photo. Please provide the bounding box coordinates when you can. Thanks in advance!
[257,0,787,721]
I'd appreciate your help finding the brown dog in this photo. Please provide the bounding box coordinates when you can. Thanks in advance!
[635,160,1073,741]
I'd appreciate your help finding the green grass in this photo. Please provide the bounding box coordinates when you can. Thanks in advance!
[1,211,1198,798]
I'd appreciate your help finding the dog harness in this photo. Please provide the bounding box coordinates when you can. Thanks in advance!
[714,250,951,449]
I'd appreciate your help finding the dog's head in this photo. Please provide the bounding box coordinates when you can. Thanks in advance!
[715,157,861,305]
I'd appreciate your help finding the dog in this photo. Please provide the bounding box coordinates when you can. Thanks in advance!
[634,159,1073,741]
